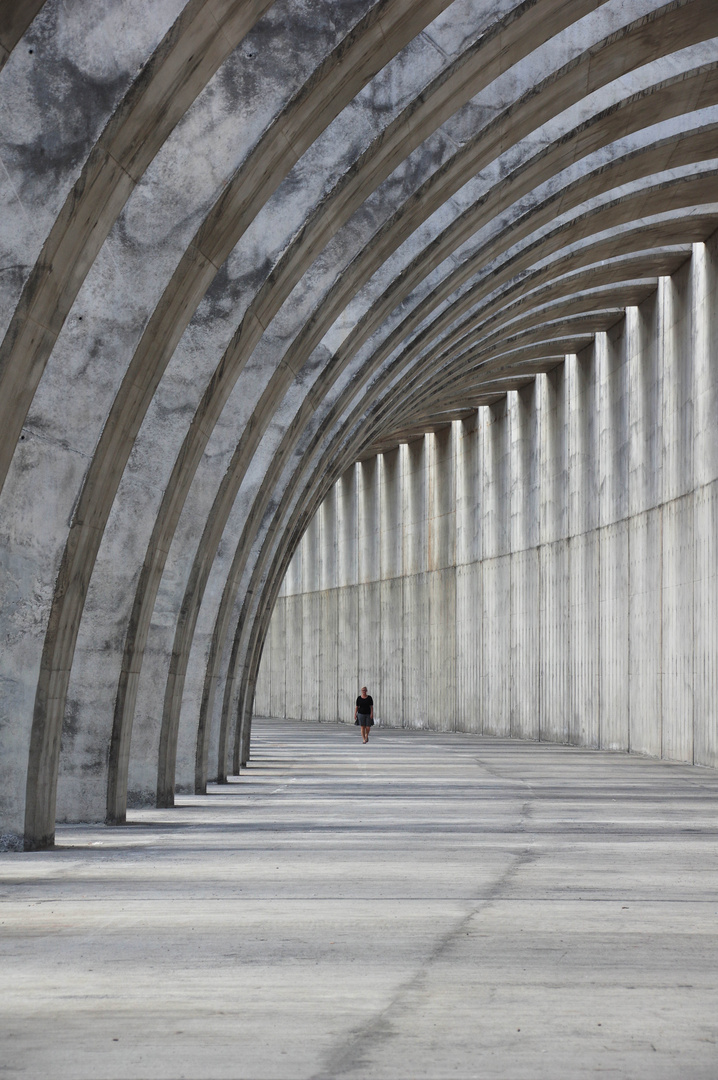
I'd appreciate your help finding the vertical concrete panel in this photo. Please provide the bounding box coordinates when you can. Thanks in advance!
[628,509,662,757]
[481,400,511,736]
[337,466,357,588]
[429,567,456,731]
[628,295,662,517]
[319,589,338,723]
[285,542,303,596]
[694,237,718,490]
[403,572,428,729]
[358,456,380,585]
[662,268,694,504]
[358,581,381,719]
[509,383,539,741]
[301,591,320,722]
[455,560,481,733]
[567,346,599,747]
[254,615,272,717]
[481,401,510,560]
[402,437,428,577]
[540,540,569,743]
[661,495,694,763]
[380,448,402,580]
[482,555,510,736]
[428,427,455,571]
[568,345,599,537]
[599,521,629,751]
[693,481,718,768]
[538,366,568,743]
[597,324,630,751]
[511,546,539,740]
[456,412,479,567]
[380,577,403,728]
[336,586,358,725]
[569,530,599,747]
[269,598,286,720]
[320,486,337,592]
[284,593,304,720]
[303,513,321,593]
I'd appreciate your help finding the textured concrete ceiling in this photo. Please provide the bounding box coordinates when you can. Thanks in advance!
[1,0,717,847]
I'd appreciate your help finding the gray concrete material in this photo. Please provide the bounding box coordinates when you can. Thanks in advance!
[96,0,718,812]
[3,1,718,852]
[85,38,718,803]
[2,718,718,1079]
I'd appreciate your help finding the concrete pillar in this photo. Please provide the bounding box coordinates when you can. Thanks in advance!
[428,427,456,732]
[597,324,630,752]
[318,486,338,722]
[627,294,662,758]
[300,514,320,722]
[455,413,481,733]
[693,237,718,768]
[402,437,428,728]
[660,266,694,763]
[480,401,510,737]
[336,467,358,723]
[509,382,539,741]
[567,343,599,748]
[379,448,403,728]
[358,456,381,720]
[284,545,304,721]
[538,364,569,744]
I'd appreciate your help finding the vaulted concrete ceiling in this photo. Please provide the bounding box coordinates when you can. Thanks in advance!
[1,0,717,848]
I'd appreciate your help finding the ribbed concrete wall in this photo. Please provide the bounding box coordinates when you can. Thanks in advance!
[256,239,718,765]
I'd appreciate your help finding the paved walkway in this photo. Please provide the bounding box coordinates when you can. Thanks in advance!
[2,719,718,1079]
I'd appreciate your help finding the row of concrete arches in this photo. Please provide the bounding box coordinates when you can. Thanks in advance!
[0,0,716,849]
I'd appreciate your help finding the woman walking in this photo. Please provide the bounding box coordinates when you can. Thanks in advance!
[354,686,374,743]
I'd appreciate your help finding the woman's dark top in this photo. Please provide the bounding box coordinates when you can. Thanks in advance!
[356,695,373,715]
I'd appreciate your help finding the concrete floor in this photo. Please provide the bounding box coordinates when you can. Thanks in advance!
[2,720,718,1080]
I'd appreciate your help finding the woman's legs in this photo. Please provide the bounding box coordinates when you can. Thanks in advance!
[361,724,368,742]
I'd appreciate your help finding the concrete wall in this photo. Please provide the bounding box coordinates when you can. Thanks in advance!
[256,241,718,766]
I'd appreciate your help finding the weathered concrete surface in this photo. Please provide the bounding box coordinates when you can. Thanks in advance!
[2,718,717,1079]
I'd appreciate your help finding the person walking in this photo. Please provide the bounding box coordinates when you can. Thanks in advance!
[354,686,374,743]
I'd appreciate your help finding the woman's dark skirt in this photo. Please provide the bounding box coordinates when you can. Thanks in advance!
[356,715,374,726]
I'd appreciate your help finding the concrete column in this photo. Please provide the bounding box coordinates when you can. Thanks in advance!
[402,437,428,728]
[428,427,456,731]
[538,364,569,744]
[509,382,539,741]
[455,413,481,733]
[284,545,304,721]
[481,401,510,736]
[358,457,381,720]
[301,515,320,722]
[567,343,599,748]
[627,294,662,757]
[693,237,718,768]
[660,266,694,763]
[336,467,358,723]
[597,326,630,752]
[379,449,403,728]
[319,486,338,722]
